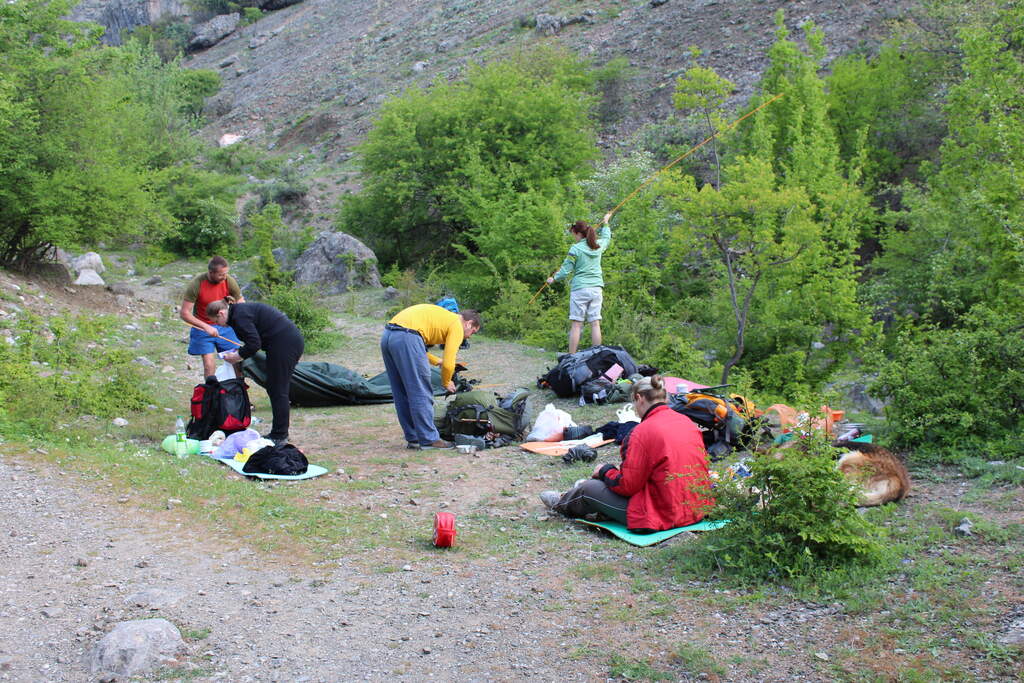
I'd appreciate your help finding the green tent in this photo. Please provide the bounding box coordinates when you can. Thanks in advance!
[242,351,458,407]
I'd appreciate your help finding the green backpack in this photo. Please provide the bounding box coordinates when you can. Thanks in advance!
[434,389,530,440]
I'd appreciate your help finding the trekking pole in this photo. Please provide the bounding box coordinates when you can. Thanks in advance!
[184,321,243,347]
[526,91,785,306]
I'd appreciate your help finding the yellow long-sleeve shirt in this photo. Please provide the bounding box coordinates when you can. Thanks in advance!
[389,304,464,386]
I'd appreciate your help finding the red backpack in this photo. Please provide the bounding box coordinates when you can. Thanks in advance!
[186,377,252,440]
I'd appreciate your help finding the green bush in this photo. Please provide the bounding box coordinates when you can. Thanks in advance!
[0,313,152,436]
[337,47,599,268]
[670,434,885,582]
[265,284,343,354]
[872,305,1024,460]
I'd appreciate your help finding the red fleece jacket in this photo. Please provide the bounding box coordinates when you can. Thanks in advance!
[598,404,713,531]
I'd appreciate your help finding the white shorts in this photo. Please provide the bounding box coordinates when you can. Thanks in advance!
[569,287,603,323]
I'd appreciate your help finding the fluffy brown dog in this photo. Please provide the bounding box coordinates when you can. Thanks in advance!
[833,440,911,507]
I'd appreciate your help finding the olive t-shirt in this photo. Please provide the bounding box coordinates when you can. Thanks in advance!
[182,273,241,324]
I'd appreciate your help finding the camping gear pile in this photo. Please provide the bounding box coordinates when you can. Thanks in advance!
[537,345,645,404]
[433,388,531,449]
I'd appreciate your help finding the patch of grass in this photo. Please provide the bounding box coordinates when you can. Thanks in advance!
[669,642,726,679]
[181,627,212,640]
[573,563,618,581]
[607,653,672,681]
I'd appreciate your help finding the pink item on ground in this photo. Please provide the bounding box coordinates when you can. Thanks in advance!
[662,376,710,394]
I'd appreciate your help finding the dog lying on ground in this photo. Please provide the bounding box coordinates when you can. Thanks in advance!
[833,440,911,507]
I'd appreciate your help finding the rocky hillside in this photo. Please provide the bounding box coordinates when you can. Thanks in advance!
[73,0,911,222]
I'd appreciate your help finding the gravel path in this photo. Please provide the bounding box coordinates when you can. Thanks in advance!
[0,454,612,682]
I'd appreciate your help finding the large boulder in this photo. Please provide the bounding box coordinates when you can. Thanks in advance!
[70,0,188,45]
[293,231,380,294]
[88,619,186,678]
[189,13,240,51]
[74,269,106,286]
[72,251,105,275]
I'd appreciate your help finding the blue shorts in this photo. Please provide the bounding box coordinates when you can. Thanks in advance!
[188,325,242,355]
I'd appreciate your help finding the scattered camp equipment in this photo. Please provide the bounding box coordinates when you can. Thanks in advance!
[538,345,639,398]
[433,512,457,548]
[243,351,470,407]
[186,376,252,440]
[434,389,531,444]
[520,436,614,457]
[669,385,769,460]
[242,443,308,476]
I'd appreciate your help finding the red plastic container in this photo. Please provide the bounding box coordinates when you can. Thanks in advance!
[433,511,457,548]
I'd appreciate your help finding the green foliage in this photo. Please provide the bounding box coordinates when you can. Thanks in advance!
[158,165,240,257]
[265,284,343,354]
[249,203,289,294]
[0,313,152,436]
[684,435,885,581]
[0,2,229,265]
[870,2,1024,325]
[241,7,263,25]
[338,47,599,269]
[872,305,1024,459]
[175,69,221,120]
[126,17,192,62]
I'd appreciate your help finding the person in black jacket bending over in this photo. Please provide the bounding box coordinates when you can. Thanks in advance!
[206,297,304,446]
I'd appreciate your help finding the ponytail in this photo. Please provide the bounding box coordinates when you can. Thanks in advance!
[631,375,667,404]
[571,220,599,250]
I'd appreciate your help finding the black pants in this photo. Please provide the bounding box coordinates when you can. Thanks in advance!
[264,333,304,441]
[554,479,629,524]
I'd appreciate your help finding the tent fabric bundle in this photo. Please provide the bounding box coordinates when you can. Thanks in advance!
[242,351,454,407]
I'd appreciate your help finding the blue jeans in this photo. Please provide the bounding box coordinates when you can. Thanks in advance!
[381,327,440,446]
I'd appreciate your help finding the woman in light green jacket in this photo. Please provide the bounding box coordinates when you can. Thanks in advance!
[546,212,612,353]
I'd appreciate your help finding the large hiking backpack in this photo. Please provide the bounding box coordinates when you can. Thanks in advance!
[434,389,530,442]
[187,377,252,440]
[538,346,639,398]
[669,389,747,461]
[668,388,771,460]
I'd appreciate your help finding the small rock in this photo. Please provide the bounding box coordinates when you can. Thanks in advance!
[402,564,413,572]
[954,518,973,537]
[814,652,829,661]
[74,268,105,286]
[166,498,182,510]
[88,618,186,677]
[421,647,431,655]
[319,491,331,500]
[41,607,64,618]
[651,0,669,5]
[117,496,130,504]
[112,418,128,427]
[75,557,89,567]
[0,656,12,670]
[142,276,162,286]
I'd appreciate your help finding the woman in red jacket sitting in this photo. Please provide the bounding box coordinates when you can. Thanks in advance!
[539,375,714,532]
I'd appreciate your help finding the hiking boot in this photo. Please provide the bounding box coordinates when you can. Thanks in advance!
[406,442,419,450]
[539,490,562,510]
[419,439,454,450]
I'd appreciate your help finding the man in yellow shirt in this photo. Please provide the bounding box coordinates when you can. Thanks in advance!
[381,304,481,449]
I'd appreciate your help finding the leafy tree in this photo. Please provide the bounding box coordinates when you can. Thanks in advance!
[338,48,599,270]
[0,1,228,265]
[672,46,736,188]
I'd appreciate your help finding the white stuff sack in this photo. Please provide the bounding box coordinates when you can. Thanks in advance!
[525,403,576,441]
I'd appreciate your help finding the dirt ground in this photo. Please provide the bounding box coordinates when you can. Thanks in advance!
[0,268,1021,682]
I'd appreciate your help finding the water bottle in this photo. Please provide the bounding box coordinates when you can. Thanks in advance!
[174,416,187,458]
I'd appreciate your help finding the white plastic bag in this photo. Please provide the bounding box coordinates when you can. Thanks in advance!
[214,361,235,382]
[525,403,576,441]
